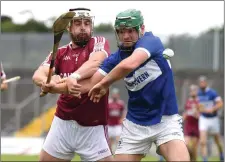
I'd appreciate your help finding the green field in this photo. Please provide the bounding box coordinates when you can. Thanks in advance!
[1,154,220,161]
[1,155,156,161]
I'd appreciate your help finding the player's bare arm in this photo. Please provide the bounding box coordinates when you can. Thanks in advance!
[33,65,69,94]
[41,47,171,97]
[73,51,108,79]
[35,50,108,96]
[88,49,149,102]
[56,70,104,98]
[96,49,148,88]
[78,71,105,93]
[42,51,108,96]
[73,48,173,95]
[212,99,223,111]
[66,51,108,95]
[33,66,51,87]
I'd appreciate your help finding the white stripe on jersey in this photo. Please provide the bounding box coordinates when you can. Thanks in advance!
[98,68,108,76]
[93,36,106,52]
[89,36,108,58]
[135,48,172,69]
[124,60,162,91]
[134,48,151,58]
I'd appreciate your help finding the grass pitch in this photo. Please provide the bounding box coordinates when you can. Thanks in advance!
[1,154,220,161]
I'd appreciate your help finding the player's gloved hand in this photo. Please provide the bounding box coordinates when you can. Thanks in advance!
[66,76,82,98]
[88,83,108,103]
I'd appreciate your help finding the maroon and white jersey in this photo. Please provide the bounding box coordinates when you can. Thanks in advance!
[1,62,6,80]
[184,97,199,127]
[108,99,125,126]
[184,97,200,137]
[42,36,110,126]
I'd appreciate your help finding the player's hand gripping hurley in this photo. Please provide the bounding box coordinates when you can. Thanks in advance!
[40,11,75,97]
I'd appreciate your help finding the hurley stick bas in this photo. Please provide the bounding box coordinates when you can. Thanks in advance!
[40,11,75,97]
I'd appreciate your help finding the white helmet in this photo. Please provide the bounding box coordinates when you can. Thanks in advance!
[68,8,94,31]
[68,8,95,46]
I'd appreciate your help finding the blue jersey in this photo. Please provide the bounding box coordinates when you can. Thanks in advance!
[198,87,221,118]
[99,32,178,126]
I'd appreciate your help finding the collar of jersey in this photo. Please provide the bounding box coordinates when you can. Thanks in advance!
[199,87,210,93]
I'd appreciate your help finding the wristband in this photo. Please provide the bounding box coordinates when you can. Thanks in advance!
[70,73,81,80]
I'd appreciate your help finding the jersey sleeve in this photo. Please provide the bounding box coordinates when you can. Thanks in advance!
[41,50,61,74]
[134,35,164,59]
[1,62,6,80]
[98,51,120,76]
[89,36,110,58]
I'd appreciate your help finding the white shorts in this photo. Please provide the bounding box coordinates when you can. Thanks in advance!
[108,125,122,138]
[43,116,112,161]
[199,115,220,134]
[115,114,185,155]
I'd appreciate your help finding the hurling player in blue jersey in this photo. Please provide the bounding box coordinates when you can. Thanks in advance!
[86,9,190,161]
[197,76,224,162]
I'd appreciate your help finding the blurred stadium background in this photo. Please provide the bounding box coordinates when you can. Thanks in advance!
[1,8,224,162]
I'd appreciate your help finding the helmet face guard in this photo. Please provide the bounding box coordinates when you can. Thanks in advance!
[68,8,95,47]
[114,9,144,52]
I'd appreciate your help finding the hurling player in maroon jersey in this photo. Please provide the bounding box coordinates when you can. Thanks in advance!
[183,84,200,161]
[32,8,112,162]
[1,62,8,91]
[108,88,126,153]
